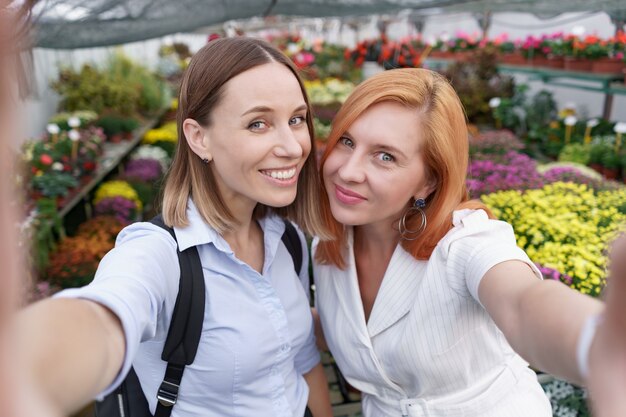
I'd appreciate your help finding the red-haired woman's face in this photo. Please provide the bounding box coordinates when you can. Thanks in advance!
[323,101,434,229]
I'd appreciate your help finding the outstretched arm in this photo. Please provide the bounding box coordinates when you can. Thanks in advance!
[587,233,626,417]
[478,260,603,385]
[15,297,125,414]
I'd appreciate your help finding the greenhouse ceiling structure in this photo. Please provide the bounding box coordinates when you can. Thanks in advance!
[34,0,626,49]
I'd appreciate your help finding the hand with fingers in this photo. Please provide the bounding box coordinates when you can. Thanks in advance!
[588,232,626,417]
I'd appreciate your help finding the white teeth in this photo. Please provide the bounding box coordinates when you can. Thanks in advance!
[263,168,296,180]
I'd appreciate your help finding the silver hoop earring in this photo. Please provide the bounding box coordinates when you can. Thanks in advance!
[399,198,427,241]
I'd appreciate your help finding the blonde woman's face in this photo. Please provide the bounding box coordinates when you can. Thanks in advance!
[323,101,433,229]
[204,63,311,214]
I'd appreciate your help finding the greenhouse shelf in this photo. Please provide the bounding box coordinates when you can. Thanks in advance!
[423,58,625,120]
[497,64,625,120]
[57,116,161,219]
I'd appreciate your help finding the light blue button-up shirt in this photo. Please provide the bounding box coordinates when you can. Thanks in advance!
[58,201,319,417]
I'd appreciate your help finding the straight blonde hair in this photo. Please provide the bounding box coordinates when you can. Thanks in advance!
[162,37,329,238]
[315,68,492,268]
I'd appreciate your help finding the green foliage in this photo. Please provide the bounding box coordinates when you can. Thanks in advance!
[525,90,558,143]
[96,114,125,136]
[32,198,64,273]
[152,140,177,158]
[601,151,621,169]
[31,172,79,197]
[445,48,515,123]
[492,84,529,134]
[51,52,166,116]
[558,143,591,165]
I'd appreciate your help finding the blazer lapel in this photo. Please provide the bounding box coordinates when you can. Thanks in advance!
[328,230,372,348]
[367,245,426,338]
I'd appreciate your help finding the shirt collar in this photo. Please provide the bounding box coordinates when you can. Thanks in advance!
[173,199,286,253]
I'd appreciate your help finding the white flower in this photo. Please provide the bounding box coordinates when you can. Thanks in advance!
[586,118,599,128]
[287,43,300,54]
[488,97,501,108]
[613,122,626,134]
[52,162,64,171]
[46,124,60,135]
[439,32,451,42]
[68,117,81,128]
[131,145,170,171]
[564,116,577,126]
[68,129,81,141]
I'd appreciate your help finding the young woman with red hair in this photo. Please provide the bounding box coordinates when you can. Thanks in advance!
[313,67,626,417]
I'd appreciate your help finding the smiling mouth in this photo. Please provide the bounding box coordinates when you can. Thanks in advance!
[260,167,297,180]
[334,184,366,204]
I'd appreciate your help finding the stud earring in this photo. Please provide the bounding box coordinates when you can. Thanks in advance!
[202,157,210,164]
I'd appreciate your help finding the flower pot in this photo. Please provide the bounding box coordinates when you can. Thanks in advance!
[453,52,471,62]
[500,53,527,66]
[545,57,564,69]
[108,133,123,143]
[589,163,604,175]
[602,167,619,180]
[591,58,625,74]
[564,58,592,72]
[531,56,551,68]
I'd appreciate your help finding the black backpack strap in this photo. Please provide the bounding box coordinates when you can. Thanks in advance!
[281,220,303,275]
[150,215,205,417]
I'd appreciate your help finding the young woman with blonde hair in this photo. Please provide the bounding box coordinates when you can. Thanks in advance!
[313,67,626,417]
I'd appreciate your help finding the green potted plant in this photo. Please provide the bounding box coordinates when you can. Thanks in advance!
[588,142,610,174]
[558,143,591,165]
[96,114,125,142]
[600,150,620,180]
[31,171,79,199]
[121,117,141,140]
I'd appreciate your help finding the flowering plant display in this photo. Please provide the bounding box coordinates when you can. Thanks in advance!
[93,180,143,213]
[46,215,125,288]
[94,196,139,224]
[482,182,626,297]
[346,35,391,67]
[467,151,544,198]
[131,145,171,172]
[304,78,355,106]
[537,161,621,191]
[469,130,525,159]
[124,158,163,183]
[48,110,98,131]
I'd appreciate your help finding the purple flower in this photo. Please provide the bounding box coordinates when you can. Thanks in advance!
[124,158,163,182]
[94,196,137,224]
[467,151,544,198]
[536,264,573,285]
[541,166,610,191]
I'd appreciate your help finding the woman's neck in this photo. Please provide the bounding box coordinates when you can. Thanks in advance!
[353,222,400,261]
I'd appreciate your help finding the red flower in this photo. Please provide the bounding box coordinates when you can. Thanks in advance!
[83,161,96,172]
[40,154,53,165]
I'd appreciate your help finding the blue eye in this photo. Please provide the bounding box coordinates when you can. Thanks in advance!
[249,120,267,130]
[378,152,394,162]
[289,115,306,126]
[339,136,354,148]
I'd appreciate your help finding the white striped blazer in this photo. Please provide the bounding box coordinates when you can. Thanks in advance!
[313,209,552,417]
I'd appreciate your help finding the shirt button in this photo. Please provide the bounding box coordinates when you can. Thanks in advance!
[281,344,290,352]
